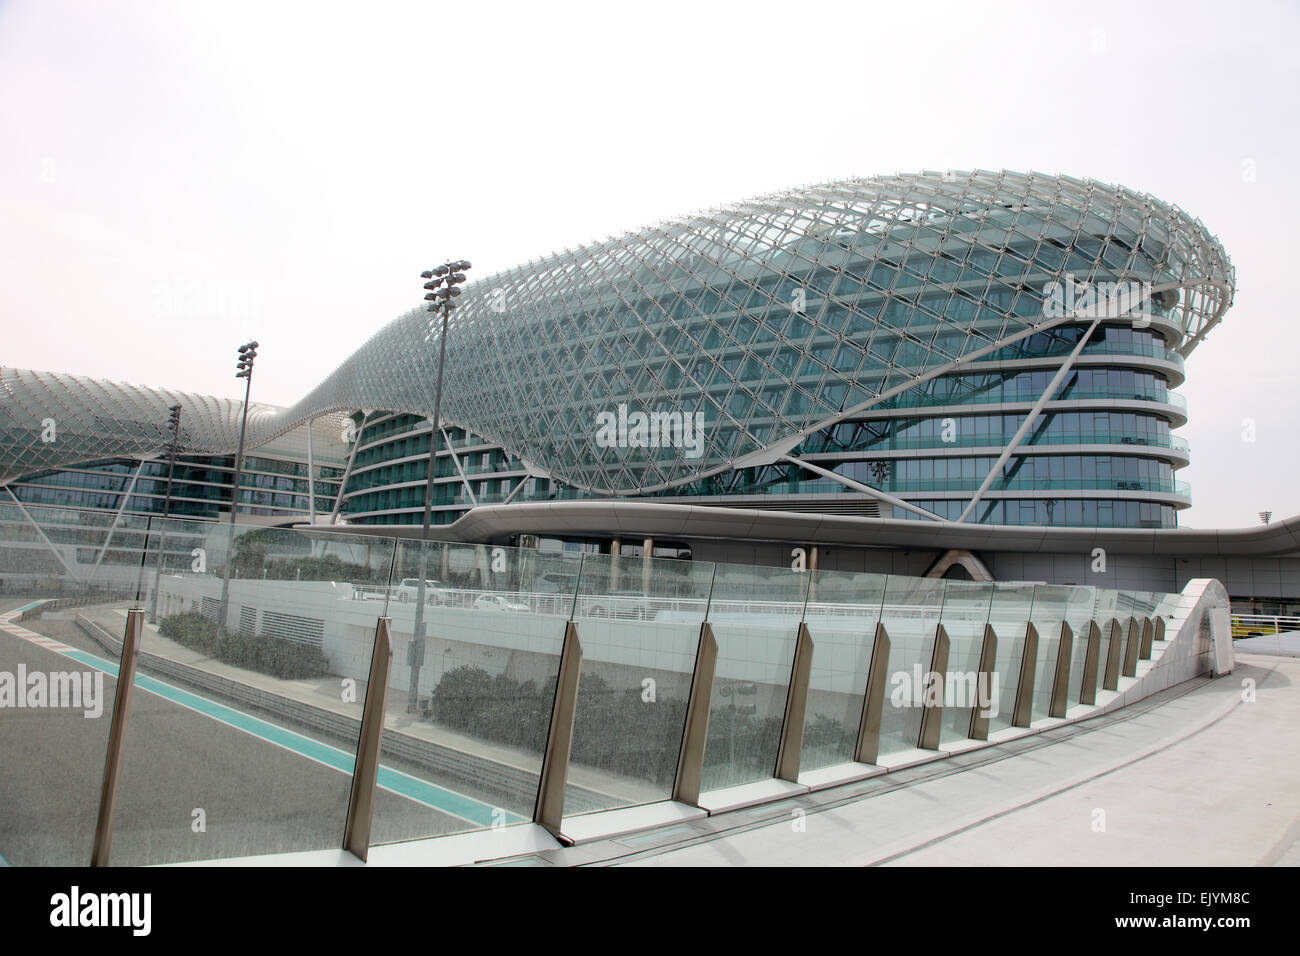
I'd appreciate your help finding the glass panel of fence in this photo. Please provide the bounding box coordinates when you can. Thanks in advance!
[1065,585,1098,704]
[1129,591,1153,656]
[799,570,887,772]
[563,553,716,816]
[1093,588,1122,691]
[1135,591,1161,622]
[699,564,809,793]
[1117,590,1143,668]
[1027,585,1077,722]
[985,582,1036,734]
[878,576,946,757]
[1151,589,1178,622]
[109,521,395,864]
[1114,590,1135,629]
[0,502,149,601]
[936,580,994,746]
[1092,588,1119,631]
[0,504,132,864]
[369,540,578,844]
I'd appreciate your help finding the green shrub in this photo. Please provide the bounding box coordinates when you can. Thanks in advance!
[157,611,224,655]
[156,612,330,680]
[264,555,388,583]
[427,665,731,786]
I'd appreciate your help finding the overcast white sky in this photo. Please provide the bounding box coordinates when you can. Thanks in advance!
[1,0,1297,529]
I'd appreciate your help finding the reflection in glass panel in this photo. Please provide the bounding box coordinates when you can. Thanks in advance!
[370,539,572,844]
[800,570,887,771]
[985,583,1035,734]
[878,576,946,757]
[700,566,808,792]
[1027,585,1079,722]
[563,554,715,815]
[111,521,397,864]
[937,581,994,744]
[1093,589,1123,691]
[0,518,120,863]
[1065,586,1099,704]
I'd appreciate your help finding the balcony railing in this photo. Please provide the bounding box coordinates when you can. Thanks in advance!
[799,431,1192,455]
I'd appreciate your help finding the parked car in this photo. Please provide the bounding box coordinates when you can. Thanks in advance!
[474,594,531,613]
[393,578,450,605]
[583,590,652,620]
[533,572,578,594]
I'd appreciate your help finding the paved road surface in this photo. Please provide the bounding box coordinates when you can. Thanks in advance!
[0,601,513,865]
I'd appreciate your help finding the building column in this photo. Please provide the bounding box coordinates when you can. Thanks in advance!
[642,537,653,595]
[305,417,316,523]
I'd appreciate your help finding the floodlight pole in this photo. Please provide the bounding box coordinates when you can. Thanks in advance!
[149,405,182,623]
[219,342,258,629]
[410,261,471,711]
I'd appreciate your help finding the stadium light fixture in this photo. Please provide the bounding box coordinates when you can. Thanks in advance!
[410,260,472,710]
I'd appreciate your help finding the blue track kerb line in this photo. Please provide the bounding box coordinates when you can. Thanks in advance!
[44,642,527,828]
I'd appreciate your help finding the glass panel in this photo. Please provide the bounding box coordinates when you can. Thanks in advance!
[878,576,946,757]
[369,540,577,844]
[936,580,994,744]
[700,565,809,792]
[1093,588,1123,690]
[563,553,715,815]
[1150,589,1178,622]
[800,570,887,771]
[1113,590,1134,629]
[1134,590,1160,621]
[1112,591,1139,667]
[1027,585,1078,722]
[1065,585,1099,704]
[985,582,1036,734]
[0,503,132,864]
[110,521,396,864]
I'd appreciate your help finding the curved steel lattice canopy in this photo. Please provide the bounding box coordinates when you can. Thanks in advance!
[0,170,1234,492]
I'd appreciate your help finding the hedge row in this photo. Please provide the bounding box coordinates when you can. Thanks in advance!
[157,611,330,680]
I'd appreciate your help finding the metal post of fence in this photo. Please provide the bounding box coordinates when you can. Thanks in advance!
[342,617,394,862]
[774,622,814,782]
[1122,617,1142,678]
[917,623,950,750]
[1011,621,1039,727]
[855,622,891,764]
[534,621,582,840]
[1080,620,1102,704]
[672,622,718,806]
[969,622,998,739]
[90,608,143,866]
[1139,617,1155,660]
[1048,621,1073,718]
[1102,618,1123,691]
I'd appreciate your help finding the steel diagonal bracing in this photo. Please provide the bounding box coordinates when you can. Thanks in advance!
[1,171,1234,498]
